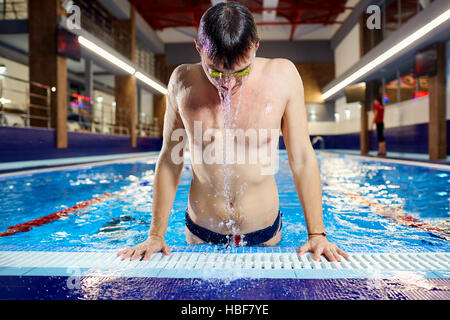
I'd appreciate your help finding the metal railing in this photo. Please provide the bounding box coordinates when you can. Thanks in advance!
[136,40,156,77]
[75,0,131,59]
[137,115,160,137]
[0,0,27,20]
[373,0,426,44]
[67,95,132,136]
[76,0,115,49]
[0,73,51,128]
[312,136,325,149]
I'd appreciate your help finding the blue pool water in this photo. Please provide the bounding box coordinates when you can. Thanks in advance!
[0,150,449,253]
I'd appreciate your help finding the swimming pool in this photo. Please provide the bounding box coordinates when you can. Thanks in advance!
[0,150,449,300]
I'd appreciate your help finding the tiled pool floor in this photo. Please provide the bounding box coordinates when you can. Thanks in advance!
[1,275,449,300]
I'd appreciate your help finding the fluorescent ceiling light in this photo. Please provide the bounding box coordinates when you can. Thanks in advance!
[135,72,168,95]
[78,36,136,75]
[322,9,450,100]
[78,36,168,95]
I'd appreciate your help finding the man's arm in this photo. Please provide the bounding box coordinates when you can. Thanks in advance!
[147,68,186,243]
[371,106,378,130]
[117,66,187,261]
[280,59,348,262]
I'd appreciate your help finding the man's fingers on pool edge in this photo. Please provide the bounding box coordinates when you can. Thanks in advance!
[162,244,171,255]
[331,249,341,262]
[142,249,154,261]
[324,248,336,262]
[298,243,310,256]
[121,249,133,260]
[130,249,144,261]
[313,248,323,262]
[125,249,137,261]
[337,248,350,258]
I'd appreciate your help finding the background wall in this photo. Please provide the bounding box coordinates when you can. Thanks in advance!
[447,39,450,119]
[334,24,360,78]
[0,56,29,114]
[164,40,336,121]
[308,95,450,155]
[164,40,335,66]
[0,126,162,164]
[295,63,335,103]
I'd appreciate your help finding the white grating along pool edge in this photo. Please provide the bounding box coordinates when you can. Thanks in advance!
[0,251,449,279]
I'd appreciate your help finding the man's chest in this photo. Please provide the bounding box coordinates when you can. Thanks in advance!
[179,84,286,133]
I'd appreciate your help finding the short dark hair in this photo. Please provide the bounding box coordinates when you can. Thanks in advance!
[374,94,383,105]
[197,1,259,70]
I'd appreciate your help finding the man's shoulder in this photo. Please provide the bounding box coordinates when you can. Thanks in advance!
[260,58,301,82]
[168,63,202,93]
[170,63,201,81]
[262,57,297,72]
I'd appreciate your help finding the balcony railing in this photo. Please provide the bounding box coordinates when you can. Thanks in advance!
[0,0,27,20]
[0,73,51,128]
[137,114,160,138]
[67,94,160,137]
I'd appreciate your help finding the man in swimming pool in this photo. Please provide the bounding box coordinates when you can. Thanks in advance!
[117,2,348,262]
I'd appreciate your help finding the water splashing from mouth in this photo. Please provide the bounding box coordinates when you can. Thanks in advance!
[215,75,249,235]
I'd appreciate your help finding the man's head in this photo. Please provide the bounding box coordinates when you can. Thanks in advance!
[195,1,259,91]
[374,95,383,106]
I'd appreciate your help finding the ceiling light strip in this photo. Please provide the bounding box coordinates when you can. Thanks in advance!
[322,9,450,100]
[135,72,168,95]
[78,36,168,95]
[78,36,136,75]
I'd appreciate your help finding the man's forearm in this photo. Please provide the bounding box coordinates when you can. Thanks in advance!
[292,156,325,235]
[148,156,183,240]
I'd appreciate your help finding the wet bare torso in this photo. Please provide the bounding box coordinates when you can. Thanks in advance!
[175,58,290,241]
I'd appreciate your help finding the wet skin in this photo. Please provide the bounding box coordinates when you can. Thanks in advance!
[117,42,349,262]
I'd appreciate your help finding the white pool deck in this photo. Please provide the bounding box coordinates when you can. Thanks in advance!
[1,149,449,177]
[0,151,161,174]
[0,250,449,279]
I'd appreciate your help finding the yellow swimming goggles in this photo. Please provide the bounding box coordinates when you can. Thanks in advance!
[209,66,251,78]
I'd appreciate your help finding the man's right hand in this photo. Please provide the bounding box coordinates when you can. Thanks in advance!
[116,236,171,261]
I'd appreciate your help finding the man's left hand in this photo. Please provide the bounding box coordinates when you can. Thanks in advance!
[298,236,349,262]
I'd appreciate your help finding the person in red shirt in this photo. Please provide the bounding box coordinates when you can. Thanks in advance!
[371,97,386,156]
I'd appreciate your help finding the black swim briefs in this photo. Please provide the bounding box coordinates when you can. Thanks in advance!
[185,209,282,246]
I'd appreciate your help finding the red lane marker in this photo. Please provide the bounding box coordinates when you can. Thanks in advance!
[0,193,112,237]
[343,190,450,241]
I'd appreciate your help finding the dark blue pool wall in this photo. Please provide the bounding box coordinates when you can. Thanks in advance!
[307,120,450,155]
[0,120,448,163]
[0,126,163,163]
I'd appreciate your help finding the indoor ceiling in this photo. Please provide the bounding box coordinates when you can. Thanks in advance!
[130,0,358,42]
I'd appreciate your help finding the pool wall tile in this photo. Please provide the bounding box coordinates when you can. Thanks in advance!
[431,270,450,279]
[0,267,33,276]
[22,267,92,277]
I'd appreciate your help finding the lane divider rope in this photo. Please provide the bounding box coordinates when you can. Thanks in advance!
[324,180,450,241]
[1,176,448,242]
[0,193,113,237]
